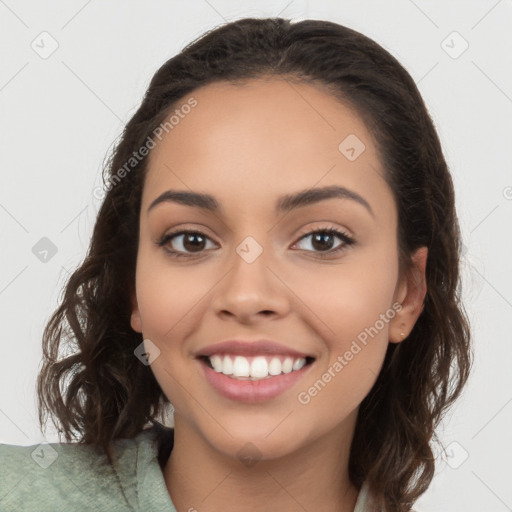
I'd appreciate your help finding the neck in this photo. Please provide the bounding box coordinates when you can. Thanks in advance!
[163,413,359,512]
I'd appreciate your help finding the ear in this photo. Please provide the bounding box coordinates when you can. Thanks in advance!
[389,246,428,344]
[130,290,143,333]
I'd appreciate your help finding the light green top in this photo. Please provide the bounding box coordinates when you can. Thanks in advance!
[0,426,370,511]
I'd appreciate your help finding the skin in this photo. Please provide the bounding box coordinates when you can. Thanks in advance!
[130,77,427,512]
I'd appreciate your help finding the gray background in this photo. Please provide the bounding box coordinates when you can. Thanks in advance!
[1,1,511,510]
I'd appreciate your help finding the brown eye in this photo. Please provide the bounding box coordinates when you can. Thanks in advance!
[293,228,355,256]
[180,232,207,252]
[158,230,217,257]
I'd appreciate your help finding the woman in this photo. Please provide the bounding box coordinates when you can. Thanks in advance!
[0,17,471,511]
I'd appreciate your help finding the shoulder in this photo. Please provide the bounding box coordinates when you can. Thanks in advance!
[0,427,167,512]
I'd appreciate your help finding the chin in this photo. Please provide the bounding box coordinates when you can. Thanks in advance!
[199,415,311,462]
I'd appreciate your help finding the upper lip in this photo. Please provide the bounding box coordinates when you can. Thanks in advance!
[196,339,313,359]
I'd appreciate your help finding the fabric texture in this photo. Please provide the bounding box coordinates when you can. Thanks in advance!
[0,425,370,511]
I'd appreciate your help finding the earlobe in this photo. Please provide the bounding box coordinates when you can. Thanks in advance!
[130,291,142,333]
[389,247,428,344]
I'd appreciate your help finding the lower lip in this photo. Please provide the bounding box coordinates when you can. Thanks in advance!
[198,359,313,403]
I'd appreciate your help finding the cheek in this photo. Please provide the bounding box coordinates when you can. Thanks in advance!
[134,251,212,344]
[296,275,394,419]
[133,256,204,406]
[294,252,397,407]
[293,250,398,345]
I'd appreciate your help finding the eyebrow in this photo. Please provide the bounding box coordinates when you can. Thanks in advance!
[147,185,374,217]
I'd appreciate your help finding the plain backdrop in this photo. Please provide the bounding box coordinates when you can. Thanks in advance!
[1,1,511,510]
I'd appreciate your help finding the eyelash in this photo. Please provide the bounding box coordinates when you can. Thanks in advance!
[156,226,355,259]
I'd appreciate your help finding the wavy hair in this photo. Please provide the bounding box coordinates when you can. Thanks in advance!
[37,17,471,511]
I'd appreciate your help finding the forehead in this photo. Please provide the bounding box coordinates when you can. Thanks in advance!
[142,77,393,219]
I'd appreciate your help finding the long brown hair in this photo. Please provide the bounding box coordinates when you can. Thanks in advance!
[37,17,471,510]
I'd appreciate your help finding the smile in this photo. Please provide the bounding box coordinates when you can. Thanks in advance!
[197,354,315,402]
[202,354,312,380]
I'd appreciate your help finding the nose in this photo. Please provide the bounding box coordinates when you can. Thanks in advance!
[211,243,291,324]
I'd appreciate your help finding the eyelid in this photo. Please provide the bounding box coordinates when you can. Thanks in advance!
[294,222,354,241]
[157,223,356,260]
[291,225,355,254]
[156,229,218,257]
[156,223,219,242]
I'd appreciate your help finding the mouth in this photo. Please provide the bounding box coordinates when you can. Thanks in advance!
[197,354,316,381]
[196,353,316,403]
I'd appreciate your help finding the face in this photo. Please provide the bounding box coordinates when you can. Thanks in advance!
[131,77,427,461]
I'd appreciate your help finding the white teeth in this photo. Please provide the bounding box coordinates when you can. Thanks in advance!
[250,356,269,379]
[222,355,233,375]
[208,354,309,380]
[268,357,282,376]
[282,357,293,374]
[293,358,306,371]
[210,355,223,372]
[232,356,250,377]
